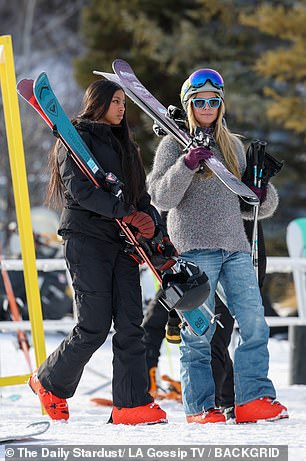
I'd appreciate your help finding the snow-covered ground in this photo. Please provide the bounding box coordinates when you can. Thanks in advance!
[0,329,305,461]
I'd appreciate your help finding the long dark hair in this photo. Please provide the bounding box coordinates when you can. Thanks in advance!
[46,79,146,207]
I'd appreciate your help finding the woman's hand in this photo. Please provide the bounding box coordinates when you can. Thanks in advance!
[122,211,155,239]
[184,146,213,170]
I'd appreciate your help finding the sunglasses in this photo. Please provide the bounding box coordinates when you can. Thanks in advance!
[192,97,222,109]
[181,69,224,99]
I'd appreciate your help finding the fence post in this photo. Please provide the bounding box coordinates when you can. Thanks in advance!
[289,325,306,385]
[0,35,46,387]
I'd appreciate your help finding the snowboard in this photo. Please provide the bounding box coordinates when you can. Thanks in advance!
[17,73,210,337]
[0,421,50,443]
[93,59,259,206]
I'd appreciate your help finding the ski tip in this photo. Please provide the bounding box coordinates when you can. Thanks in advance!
[27,421,50,433]
[33,71,49,89]
[90,397,113,407]
[17,79,34,100]
[241,195,260,206]
[36,71,48,79]
[112,58,125,66]
[93,71,121,84]
[112,59,129,72]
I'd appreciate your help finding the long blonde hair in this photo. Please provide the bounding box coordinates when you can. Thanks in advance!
[186,97,241,179]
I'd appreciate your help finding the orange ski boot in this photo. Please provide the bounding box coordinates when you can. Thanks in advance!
[111,402,167,425]
[29,370,69,421]
[235,397,288,423]
[187,408,226,424]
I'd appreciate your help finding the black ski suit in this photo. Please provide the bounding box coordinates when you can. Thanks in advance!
[38,120,154,408]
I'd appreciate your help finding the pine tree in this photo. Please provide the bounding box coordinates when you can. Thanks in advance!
[240,2,306,136]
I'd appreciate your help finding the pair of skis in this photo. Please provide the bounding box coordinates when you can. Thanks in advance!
[17,72,212,337]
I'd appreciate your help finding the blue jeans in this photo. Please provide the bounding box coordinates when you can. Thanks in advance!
[179,249,276,415]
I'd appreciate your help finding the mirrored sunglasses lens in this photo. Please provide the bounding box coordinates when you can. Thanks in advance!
[209,98,221,108]
[193,99,206,109]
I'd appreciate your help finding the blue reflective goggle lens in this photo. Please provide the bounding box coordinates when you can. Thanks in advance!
[192,98,221,109]
[189,69,224,90]
[181,69,224,102]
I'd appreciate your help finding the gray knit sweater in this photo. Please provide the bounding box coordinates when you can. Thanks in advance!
[148,135,279,254]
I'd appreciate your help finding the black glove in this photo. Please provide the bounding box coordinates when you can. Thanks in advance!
[150,228,178,272]
[138,227,178,272]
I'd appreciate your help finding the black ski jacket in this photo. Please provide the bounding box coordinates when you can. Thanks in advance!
[58,119,153,243]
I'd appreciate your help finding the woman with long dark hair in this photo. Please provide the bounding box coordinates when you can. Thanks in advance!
[29,79,170,425]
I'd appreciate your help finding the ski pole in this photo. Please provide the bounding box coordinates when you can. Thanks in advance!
[251,141,266,278]
[250,140,260,278]
[0,242,33,373]
[257,141,267,190]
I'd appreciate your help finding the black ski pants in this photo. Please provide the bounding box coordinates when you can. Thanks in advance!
[38,234,152,408]
[143,289,168,372]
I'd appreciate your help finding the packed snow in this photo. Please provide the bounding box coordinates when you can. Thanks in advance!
[0,327,305,461]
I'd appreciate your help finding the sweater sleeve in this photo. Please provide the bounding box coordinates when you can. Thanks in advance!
[241,183,279,220]
[148,135,196,210]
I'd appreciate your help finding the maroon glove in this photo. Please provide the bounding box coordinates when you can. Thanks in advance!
[184,146,213,170]
[248,184,267,204]
[122,211,155,239]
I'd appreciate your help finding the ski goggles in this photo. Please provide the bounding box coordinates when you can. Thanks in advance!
[181,69,224,100]
[192,97,222,109]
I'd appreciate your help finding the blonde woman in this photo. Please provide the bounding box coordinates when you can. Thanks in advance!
[148,69,288,424]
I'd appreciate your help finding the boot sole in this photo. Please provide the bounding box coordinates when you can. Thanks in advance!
[112,418,168,426]
[237,410,289,424]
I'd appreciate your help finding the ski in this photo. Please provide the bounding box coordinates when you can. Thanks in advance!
[0,421,50,443]
[91,397,113,407]
[93,60,258,205]
[17,74,210,337]
[0,244,32,372]
[90,375,182,406]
